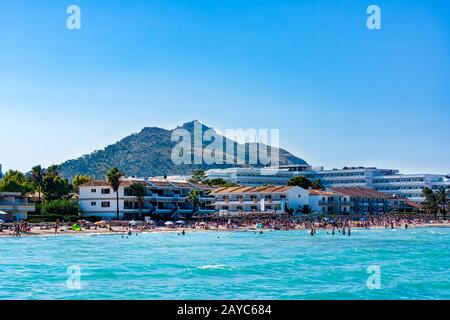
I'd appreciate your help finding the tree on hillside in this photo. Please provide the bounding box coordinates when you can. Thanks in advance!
[130,182,146,220]
[287,176,312,189]
[0,170,31,194]
[30,165,44,202]
[72,175,93,193]
[189,169,207,184]
[107,167,124,220]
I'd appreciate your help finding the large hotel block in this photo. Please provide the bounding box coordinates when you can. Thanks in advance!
[206,165,450,202]
[210,185,406,216]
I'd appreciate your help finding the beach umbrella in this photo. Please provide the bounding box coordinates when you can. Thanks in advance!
[164,221,174,226]
[0,219,5,224]
[176,220,186,225]
[360,218,367,221]
[128,220,137,226]
[199,222,207,226]
[0,211,8,216]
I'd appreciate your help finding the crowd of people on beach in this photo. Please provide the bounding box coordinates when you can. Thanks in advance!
[0,214,447,237]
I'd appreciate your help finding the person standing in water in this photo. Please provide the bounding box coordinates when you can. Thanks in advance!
[332,227,335,235]
[310,228,314,236]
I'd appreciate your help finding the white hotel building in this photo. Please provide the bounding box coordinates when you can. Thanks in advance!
[211,185,309,215]
[79,178,215,220]
[206,165,450,202]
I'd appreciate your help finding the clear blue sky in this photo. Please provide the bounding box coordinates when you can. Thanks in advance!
[0,0,449,174]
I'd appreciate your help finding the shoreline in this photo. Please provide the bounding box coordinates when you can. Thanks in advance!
[1,222,449,239]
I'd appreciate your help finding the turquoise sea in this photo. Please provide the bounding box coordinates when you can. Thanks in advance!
[0,227,449,300]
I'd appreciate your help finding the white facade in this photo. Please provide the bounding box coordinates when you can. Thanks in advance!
[211,185,309,215]
[206,166,450,202]
[78,178,215,219]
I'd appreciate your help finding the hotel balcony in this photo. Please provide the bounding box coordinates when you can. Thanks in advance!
[0,201,35,212]
[319,200,353,206]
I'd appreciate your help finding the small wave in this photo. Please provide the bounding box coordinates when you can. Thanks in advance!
[197,264,229,270]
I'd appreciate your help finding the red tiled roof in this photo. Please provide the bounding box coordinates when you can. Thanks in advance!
[405,200,423,209]
[80,179,136,187]
[309,189,334,196]
[329,187,388,198]
[149,180,173,187]
[211,185,295,194]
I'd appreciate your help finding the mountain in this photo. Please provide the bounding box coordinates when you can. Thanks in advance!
[58,121,308,180]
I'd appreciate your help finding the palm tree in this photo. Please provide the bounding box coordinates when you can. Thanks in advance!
[311,179,324,191]
[422,188,439,219]
[436,186,449,220]
[301,204,313,215]
[30,165,43,203]
[189,169,207,184]
[46,164,59,177]
[130,182,145,220]
[187,189,202,214]
[107,167,124,220]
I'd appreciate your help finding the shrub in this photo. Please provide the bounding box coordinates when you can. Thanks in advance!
[40,199,78,215]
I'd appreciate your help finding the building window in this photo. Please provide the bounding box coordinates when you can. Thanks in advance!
[101,188,111,194]
[101,201,110,208]
[91,202,96,206]
[91,189,96,193]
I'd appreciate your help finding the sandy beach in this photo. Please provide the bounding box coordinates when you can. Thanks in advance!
[1,220,448,238]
